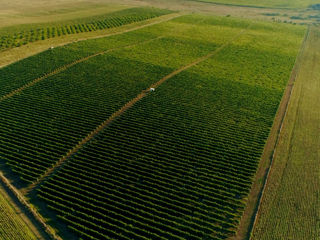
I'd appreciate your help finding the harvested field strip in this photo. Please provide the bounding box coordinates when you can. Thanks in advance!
[0,12,183,69]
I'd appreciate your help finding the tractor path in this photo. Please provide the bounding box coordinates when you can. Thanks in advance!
[0,36,163,102]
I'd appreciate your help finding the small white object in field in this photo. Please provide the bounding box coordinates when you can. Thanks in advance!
[50,46,54,49]
[150,88,155,92]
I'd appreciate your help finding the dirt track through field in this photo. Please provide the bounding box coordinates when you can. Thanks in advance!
[231,26,311,240]
[0,36,163,103]
[0,181,46,240]
[0,171,61,240]
[0,14,180,240]
[0,15,180,240]
[25,26,249,193]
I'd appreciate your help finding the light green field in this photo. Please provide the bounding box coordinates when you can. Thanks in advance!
[251,27,320,240]
[0,5,179,68]
[194,0,319,8]
[0,184,38,240]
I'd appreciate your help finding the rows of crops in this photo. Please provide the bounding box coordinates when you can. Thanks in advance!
[0,7,172,51]
[34,17,305,239]
[0,54,170,183]
[0,16,241,183]
[0,14,305,239]
[0,184,36,240]
[252,27,319,240]
[0,31,163,97]
[37,81,268,239]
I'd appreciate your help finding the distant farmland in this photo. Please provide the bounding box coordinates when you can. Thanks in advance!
[0,7,172,52]
[192,0,320,8]
[0,11,305,240]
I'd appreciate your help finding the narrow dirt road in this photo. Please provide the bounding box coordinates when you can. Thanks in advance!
[251,26,319,240]
[231,27,310,240]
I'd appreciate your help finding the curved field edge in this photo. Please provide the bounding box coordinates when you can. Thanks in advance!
[230,26,309,240]
[0,12,181,69]
[251,26,320,240]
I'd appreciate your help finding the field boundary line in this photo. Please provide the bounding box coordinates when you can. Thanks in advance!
[0,13,183,69]
[0,171,60,240]
[232,26,310,240]
[0,36,163,102]
[25,26,249,194]
[0,181,47,240]
[249,26,310,237]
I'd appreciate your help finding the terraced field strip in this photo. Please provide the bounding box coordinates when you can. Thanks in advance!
[26,26,249,193]
[0,171,60,240]
[0,36,163,102]
[231,26,310,240]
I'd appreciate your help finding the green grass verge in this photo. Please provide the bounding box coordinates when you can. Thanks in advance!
[251,26,320,240]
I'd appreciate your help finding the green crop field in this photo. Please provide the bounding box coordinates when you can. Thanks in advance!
[251,27,320,240]
[192,0,320,9]
[0,11,306,239]
[0,184,37,240]
[0,7,172,52]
